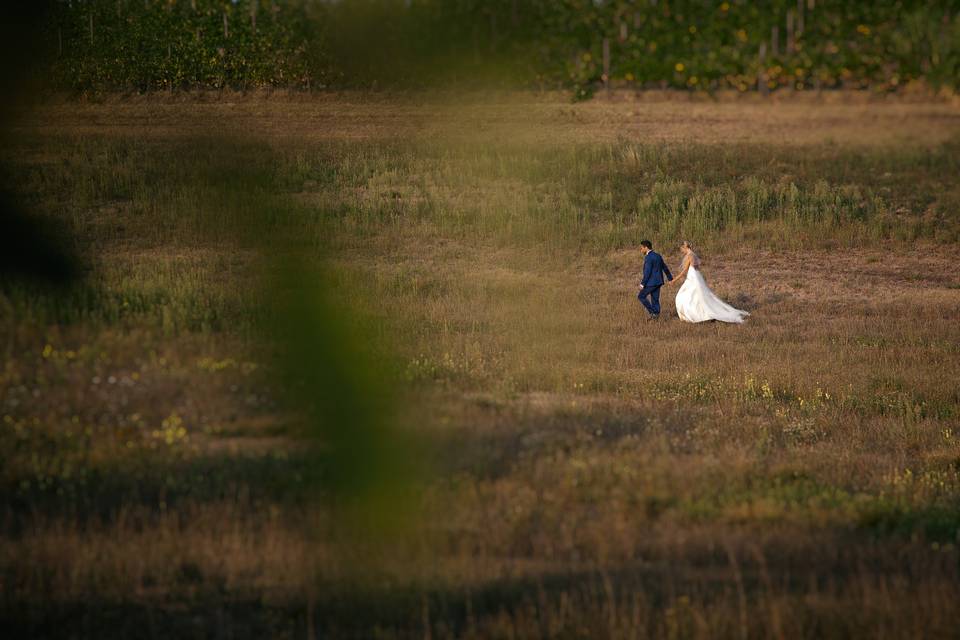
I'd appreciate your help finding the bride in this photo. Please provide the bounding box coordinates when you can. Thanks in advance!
[667,241,750,324]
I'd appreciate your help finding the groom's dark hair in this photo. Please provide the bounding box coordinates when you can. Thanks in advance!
[640,240,652,249]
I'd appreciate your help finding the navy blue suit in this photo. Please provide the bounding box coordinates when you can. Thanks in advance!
[638,250,673,316]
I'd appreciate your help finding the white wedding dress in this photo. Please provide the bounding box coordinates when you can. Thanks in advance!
[674,262,749,324]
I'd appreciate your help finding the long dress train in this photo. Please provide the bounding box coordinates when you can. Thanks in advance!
[674,266,749,323]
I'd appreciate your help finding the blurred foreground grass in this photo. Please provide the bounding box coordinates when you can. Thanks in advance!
[1,95,959,638]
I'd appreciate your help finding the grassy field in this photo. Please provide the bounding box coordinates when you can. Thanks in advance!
[2,91,960,638]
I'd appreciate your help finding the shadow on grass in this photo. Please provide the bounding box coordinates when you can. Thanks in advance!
[2,402,649,526]
[1,450,321,531]
[426,402,659,481]
[7,410,960,544]
[4,541,958,639]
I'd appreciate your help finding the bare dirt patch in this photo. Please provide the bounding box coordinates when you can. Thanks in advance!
[15,91,960,148]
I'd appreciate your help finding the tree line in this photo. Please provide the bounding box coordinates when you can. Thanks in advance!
[45,1,960,96]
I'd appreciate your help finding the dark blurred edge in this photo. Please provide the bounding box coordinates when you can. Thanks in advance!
[1,2,80,288]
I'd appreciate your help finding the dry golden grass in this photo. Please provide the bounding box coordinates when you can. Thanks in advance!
[2,92,959,638]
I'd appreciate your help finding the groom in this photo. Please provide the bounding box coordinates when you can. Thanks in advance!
[638,239,673,320]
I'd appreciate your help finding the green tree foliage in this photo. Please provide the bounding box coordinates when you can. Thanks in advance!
[46,1,960,94]
[48,0,318,90]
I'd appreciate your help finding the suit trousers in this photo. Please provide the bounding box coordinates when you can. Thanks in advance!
[638,285,662,315]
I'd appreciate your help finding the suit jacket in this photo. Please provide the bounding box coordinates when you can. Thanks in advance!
[641,251,673,288]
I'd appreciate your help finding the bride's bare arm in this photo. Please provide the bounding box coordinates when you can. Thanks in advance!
[670,255,691,284]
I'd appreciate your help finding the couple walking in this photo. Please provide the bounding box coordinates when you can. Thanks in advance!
[637,240,749,324]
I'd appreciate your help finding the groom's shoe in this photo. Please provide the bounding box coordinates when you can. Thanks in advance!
[647,313,660,321]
